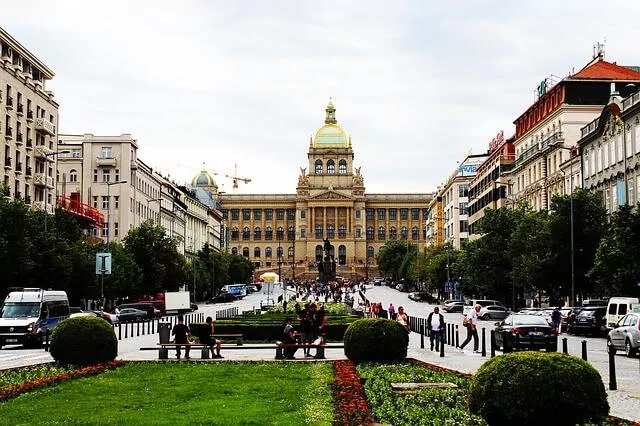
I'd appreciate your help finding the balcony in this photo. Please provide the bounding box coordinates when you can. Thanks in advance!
[540,132,564,151]
[515,144,541,168]
[32,201,53,214]
[15,162,22,173]
[96,156,117,167]
[6,96,13,110]
[15,133,23,145]
[33,173,54,188]
[4,157,11,169]
[5,127,13,141]
[34,117,55,136]
[16,104,23,116]
[57,195,105,228]
[26,110,33,122]
[34,145,54,160]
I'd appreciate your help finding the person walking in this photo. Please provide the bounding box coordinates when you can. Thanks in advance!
[459,304,480,353]
[388,303,396,320]
[551,306,563,334]
[171,315,191,360]
[396,306,410,332]
[427,306,445,351]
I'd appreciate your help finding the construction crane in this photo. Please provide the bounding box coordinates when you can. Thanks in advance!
[224,163,251,191]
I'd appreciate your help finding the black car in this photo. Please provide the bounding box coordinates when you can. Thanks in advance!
[207,293,238,304]
[408,292,437,303]
[568,307,607,336]
[494,314,557,352]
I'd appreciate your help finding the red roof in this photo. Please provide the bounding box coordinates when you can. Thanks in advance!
[571,58,640,80]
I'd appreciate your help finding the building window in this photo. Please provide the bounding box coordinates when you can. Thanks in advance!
[389,226,397,240]
[459,220,469,233]
[114,222,119,237]
[300,209,306,219]
[276,209,284,220]
[288,247,294,258]
[338,245,346,265]
[265,209,273,220]
[231,227,239,240]
[338,224,346,238]
[102,223,109,237]
[254,247,261,258]
[242,209,251,220]
[355,209,361,219]
[287,209,295,220]
[114,196,119,209]
[102,196,109,210]
[355,228,361,238]
[400,208,408,220]
[367,226,374,240]
[231,209,240,220]
[366,208,374,219]
[339,160,347,174]
[300,228,306,238]
[265,227,273,240]
[242,227,250,240]
[412,226,419,240]
[287,226,294,240]
[315,225,323,238]
[367,246,374,258]
[327,160,335,174]
[378,226,386,240]
[69,169,78,182]
[315,245,323,262]
[253,209,262,220]
[242,247,249,258]
[459,183,469,197]
[101,147,112,158]
[254,227,262,240]
[458,202,468,215]
[276,226,284,240]
[411,208,420,220]
[92,196,98,208]
[115,169,120,181]
[401,226,408,239]
[377,209,386,220]
[277,246,283,259]
[102,169,111,182]
[265,247,272,258]
[232,247,238,255]
[389,208,397,220]
[315,159,323,174]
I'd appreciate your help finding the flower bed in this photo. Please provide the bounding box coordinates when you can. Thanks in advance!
[333,360,374,426]
[0,360,123,401]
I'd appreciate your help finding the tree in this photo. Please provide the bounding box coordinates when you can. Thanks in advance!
[227,252,255,284]
[376,240,416,281]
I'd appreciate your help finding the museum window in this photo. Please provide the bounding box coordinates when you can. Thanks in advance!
[242,227,250,240]
[231,227,239,240]
[327,224,335,238]
[254,247,261,258]
[366,226,374,240]
[338,224,346,238]
[231,209,240,220]
[315,245,323,262]
[366,208,374,219]
[412,226,419,240]
[338,245,346,265]
[277,246,283,258]
[242,209,251,220]
[378,226,386,240]
[377,208,386,220]
[300,228,306,238]
[265,247,272,258]
[242,247,249,258]
[389,208,397,220]
[287,209,295,220]
[254,227,262,240]
[221,209,228,220]
[389,227,397,240]
[315,159,323,174]
[355,209,361,219]
[400,208,408,220]
[231,247,238,255]
[339,160,347,174]
[422,208,429,220]
[287,226,295,240]
[401,226,408,239]
[277,209,284,220]
[300,209,306,219]
[315,225,323,238]
[288,247,294,257]
[355,228,361,238]
[411,208,420,220]
[277,226,284,240]
[367,246,374,258]
[265,227,273,240]
[253,209,262,220]
[265,209,273,220]
[327,159,335,174]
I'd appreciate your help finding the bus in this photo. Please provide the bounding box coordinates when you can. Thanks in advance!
[222,284,247,298]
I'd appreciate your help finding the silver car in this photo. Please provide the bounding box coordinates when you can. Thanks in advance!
[607,312,640,357]
[478,305,510,320]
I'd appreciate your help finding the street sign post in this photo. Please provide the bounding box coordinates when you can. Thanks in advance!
[96,253,112,309]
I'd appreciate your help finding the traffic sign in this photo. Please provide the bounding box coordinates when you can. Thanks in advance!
[96,252,112,275]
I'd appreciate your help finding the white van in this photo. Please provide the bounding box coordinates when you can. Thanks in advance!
[0,288,69,348]
[606,297,639,329]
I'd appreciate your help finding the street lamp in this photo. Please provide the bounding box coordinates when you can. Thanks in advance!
[277,233,283,302]
[558,146,576,306]
[43,150,70,233]
[105,180,127,247]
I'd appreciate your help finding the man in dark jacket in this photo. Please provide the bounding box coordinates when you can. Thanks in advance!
[427,307,445,351]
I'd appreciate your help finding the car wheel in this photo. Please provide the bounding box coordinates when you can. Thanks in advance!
[482,314,490,320]
[625,339,636,358]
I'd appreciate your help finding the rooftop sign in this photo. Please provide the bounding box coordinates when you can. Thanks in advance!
[488,131,504,154]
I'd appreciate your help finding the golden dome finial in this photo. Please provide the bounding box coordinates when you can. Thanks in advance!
[325,98,337,124]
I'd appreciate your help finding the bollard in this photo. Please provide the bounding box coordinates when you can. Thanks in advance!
[137,321,140,337]
[447,324,452,346]
[455,325,459,348]
[420,325,425,349]
[125,322,129,338]
[152,320,155,334]
[440,331,445,357]
[562,337,568,354]
[490,330,496,357]
[515,333,520,351]
[608,344,617,390]
[529,333,534,348]
[118,324,122,340]
[581,340,588,361]
[481,328,486,357]
[502,331,510,353]
[44,329,50,352]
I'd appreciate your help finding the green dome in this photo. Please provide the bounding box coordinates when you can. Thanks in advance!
[192,169,217,187]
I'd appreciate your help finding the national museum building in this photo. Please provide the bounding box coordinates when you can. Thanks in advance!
[211,101,433,280]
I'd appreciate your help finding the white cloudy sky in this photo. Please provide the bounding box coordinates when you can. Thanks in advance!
[3,1,640,193]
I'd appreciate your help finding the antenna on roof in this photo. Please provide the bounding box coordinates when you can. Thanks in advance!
[593,39,606,59]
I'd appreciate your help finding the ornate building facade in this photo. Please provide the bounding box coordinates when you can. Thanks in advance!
[211,101,433,280]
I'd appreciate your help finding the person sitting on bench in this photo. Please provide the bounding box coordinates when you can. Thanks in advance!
[283,317,300,359]
[171,315,191,360]
[202,316,223,359]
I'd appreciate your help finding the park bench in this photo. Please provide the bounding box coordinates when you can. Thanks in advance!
[212,333,244,346]
[274,341,344,360]
[157,343,214,360]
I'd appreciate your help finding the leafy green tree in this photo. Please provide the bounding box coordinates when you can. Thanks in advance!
[227,252,255,284]
[376,240,416,281]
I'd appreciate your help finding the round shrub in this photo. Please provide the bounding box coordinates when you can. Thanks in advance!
[469,352,608,426]
[343,318,409,363]
[50,316,118,366]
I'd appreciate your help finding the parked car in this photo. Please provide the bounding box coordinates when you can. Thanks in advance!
[373,277,384,286]
[607,297,639,329]
[478,305,510,320]
[91,310,115,324]
[442,301,465,313]
[190,303,198,311]
[567,307,607,336]
[408,292,436,303]
[117,308,147,322]
[206,293,239,304]
[494,314,557,352]
[607,312,640,357]
[117,302,161,319]
[70,311,98,319]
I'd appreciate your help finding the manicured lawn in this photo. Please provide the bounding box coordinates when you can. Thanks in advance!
[0,362,334,425]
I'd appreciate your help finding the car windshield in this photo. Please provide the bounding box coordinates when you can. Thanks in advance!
[1,302,41,318]
[578,310,601,317]
[513,315,548,326]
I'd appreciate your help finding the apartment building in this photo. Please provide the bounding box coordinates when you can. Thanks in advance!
[0,27,59,212]
[509,52,640,211]
[425,194,443,247]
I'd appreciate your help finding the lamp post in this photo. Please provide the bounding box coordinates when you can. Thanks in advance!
[277,233,283,302]
[43,150,70,233]
[105,180,127,247]
[558,146,576,306]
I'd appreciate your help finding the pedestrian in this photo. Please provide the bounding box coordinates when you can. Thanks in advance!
[295,302,314,357]
[551,306,562,334]
[427,306,445,351]
[396,306,410,332]
[459,304,480,353]
[202,316,223,359]
[171,315,191,360]
[283,317,299,359]
[377,302,388,319]
[388,303,396,320]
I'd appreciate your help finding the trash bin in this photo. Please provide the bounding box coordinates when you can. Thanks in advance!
[159,322,171,344]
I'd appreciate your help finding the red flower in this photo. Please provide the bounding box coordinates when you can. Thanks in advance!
[333,360,374,426]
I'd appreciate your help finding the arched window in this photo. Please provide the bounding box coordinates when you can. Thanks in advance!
[242,227,250,240]
[327,159,335,174]
[315,245,323,262]
[412,226,419,240]
[69,169,78,182]
[265,247,273,258]
[378,226,386,240]
[338,224,346,238]
[367,226,374,240]
[367,246,374,258]
[231,247,238,255]
[288,246,294,257]
[315,159,323,174]
[231,227,239,240]
[265,227,273,240]
[254,247,261,258]
[254,227,262,240]
[315,225,323,238]
[338,245,346,265]
[401,226,408,240]
[327,224,335,238]
[277,246,283,258]
[389,226,397,240]
[338,160,347,174]
[242,247,249,258]
[287,226,294,240]
[277,226,284,240]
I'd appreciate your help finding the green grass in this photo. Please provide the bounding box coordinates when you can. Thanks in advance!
[0,362,334,425]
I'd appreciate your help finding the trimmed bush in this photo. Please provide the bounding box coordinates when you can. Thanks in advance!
[343,318,409,363]
[50,316,118,366]
[469,352,608,426]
